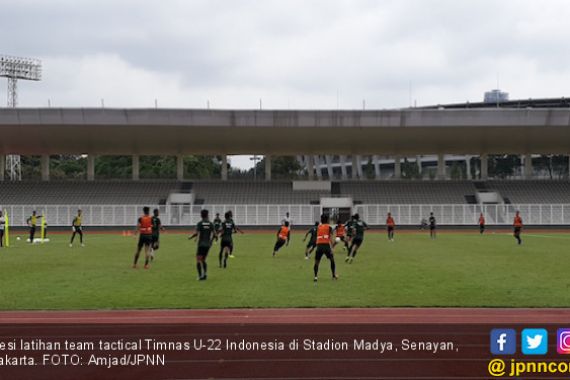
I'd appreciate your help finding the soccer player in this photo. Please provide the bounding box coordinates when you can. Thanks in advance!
[478,213,486,235]
[150,208,164,261]
[282,212,292,228]
[189,209,215,280]
[513,211,523,245]
[218,211,244,268]
[333,219,347,250]
[303,222,318,259]
[213,213,222,242]
[0,211,5,248]
[344,215,355,252]
[69,209,84,247]
[386,212,395,242]
[429,212,437,239]
[272,221,290,257]
[346,214,369,263]
[133,207,153,269]
[313,214,338,282]
[26,211,42,243]
[226,210,238,258]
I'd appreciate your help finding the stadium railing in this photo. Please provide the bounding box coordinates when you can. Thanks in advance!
[1,204,569,227]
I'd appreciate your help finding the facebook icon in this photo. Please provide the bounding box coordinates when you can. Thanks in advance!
[491,329,516,355]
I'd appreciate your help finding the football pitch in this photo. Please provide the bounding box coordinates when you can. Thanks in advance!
[0,230,569,310]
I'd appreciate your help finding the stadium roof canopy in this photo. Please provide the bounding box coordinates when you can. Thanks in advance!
[420,96,570,110]
[1,107,569,156]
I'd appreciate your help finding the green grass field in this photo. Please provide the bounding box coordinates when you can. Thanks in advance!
[0,230,569,310]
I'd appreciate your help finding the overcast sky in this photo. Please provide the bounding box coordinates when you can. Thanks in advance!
[2,0,570,168]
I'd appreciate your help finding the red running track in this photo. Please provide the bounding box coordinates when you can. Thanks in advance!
[1,307,569,324]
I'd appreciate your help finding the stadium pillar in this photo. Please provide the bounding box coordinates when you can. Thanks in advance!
[465,156,472,180]
[340,155,348,180]
[265,155,271,181]
[307,155,315,180]
[480,154,488,180]
[176,155,184,181]
[524,154,533,179]
[325,155,334,180]
[87,155,95,181]
[373,155,380,179]
[314,156,322,180]
[41,155,50,181]
[394,156,401,179]
[0,156,4,181]
[437,154,446,180]
[416,156,422,176]
[132,155,140,181]
[351,156,359,179]
[221,156,228,181]
[356,156,364,179]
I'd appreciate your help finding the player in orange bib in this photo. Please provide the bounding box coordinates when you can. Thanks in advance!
[478,213,486,235]
[272,221,290,257]
[133,206,153,269]
[513,211,523,245]
[333,220,347,249]
[313,214,338,282]
[386,212,395,242]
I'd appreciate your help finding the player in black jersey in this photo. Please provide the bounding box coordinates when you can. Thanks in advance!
[303,222,318,259]
[218,212,244,268]
[189,209,215,281]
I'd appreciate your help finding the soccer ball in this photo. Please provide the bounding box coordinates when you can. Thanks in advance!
[16,237,21,241]
[335,237,341,243]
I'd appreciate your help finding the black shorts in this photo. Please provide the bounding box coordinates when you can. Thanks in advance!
[387,226,394,232]
[197,245,211,258]
[351,237,363,246]
[274,239,286,251]
[480,224,485,230]
[306,241,316,249]
[221,239,233,250]
[514,227,522,235]
[315,244,333,261]
[138,234,153,249]
[73,226,82,233]
[151,234,160,250]
[430,225,436,231]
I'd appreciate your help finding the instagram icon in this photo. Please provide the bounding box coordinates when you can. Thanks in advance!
[557,329,570,354]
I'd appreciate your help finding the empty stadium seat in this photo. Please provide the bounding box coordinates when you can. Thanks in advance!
[339,181,477,204]
[192,181,329,204]
[0,181,188,205]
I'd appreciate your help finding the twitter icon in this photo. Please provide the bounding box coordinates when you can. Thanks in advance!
[522,329,548,355]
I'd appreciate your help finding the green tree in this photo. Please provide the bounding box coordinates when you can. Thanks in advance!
[450,162,465,180]
[253,156,302,180]
[140,156,176,179]
[49,155,87,179]
[184,156,220,179]
[489,155,520,179]
[401,158,420,179]
[363,158,375,179]
[95,156,132,179]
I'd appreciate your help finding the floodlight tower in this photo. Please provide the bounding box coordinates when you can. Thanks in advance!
[0,55,42,180]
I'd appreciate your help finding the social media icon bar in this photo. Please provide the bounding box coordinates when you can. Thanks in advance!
[522,329,548,355]
[491,329,516,355]
[557,328,570,354]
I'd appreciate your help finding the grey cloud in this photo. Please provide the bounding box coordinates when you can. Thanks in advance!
[1,0,570,109]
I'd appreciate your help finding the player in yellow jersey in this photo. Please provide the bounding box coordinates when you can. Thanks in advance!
[26,211,42,243]
[69,209,84,247]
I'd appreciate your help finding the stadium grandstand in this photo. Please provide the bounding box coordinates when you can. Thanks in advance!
[1,105,569,227]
